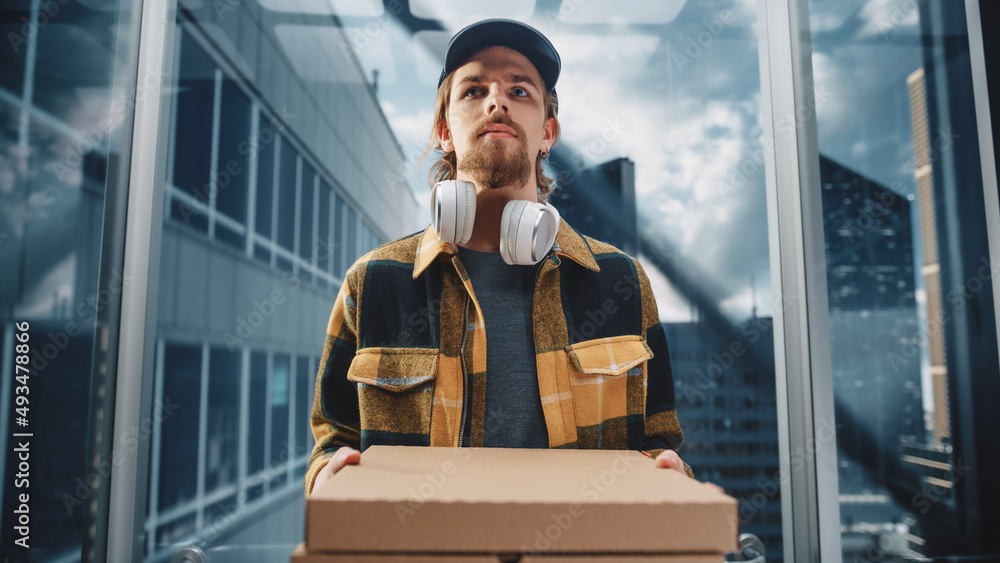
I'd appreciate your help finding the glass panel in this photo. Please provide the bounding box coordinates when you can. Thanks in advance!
[215,78,251,239]
[255,115,277,239]
[207,347,240,492]
[170,33,214,232]
[298,162,314,283]
[334,194,346,277]
[270,353,290,489]
[0,1,140,559]
[318,182,331,274]
[346,205,357,266]
[806,0,999,558]
[295,355,312,456]
[248,352,268,476]
[276,137,297,253]
[158,343,202,512]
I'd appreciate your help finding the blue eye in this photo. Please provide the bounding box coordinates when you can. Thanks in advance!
[512,87,528,97]
[464,87,484,97]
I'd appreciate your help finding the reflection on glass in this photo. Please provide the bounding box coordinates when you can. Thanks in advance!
[143,2,410,557]
[0,1,138,559]
[248,352,268,477]
[170,33,214,233]
[808,0,998,559]
[216,79,251,249]
[208,347,240,491]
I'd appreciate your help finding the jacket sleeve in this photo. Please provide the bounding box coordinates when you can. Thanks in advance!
[304,271,362,497]
[634,260,694,479]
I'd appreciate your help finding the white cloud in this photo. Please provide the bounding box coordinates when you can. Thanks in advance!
[809,7,851,34]
[858,0,920,38]
[551,34,661,87]
[639,255,694,322]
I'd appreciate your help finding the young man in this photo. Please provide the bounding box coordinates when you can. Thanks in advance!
[306,20,691,497]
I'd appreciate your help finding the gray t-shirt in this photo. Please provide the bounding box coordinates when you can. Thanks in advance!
[457,246,549,448]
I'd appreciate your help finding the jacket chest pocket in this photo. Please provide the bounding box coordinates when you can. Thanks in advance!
[346,347,438,448]
[565,335,653,449]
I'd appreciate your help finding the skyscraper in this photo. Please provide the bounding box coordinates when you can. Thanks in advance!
[665,317,783,559]
[819,154,925,559]
[907,67,950,446]
[550,157,638,255]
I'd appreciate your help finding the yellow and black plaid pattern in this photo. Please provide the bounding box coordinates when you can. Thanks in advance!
[306,220,690,496]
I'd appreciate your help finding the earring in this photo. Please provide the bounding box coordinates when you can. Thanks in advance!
[540,150,550,160]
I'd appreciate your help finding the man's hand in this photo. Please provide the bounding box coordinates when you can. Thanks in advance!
[654,450,688,476]
[655,450,725,494]
[310,446,360,496]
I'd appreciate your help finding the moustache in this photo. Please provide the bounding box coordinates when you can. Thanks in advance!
[472,114,526,139]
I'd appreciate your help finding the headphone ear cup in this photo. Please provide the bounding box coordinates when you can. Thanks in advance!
[500,200,560,265]
[499,199,527,265]
[532,202,560,263]
[431,180,476,244]
[454,180,476,245]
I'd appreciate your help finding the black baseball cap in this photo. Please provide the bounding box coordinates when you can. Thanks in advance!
[437,19,560,97]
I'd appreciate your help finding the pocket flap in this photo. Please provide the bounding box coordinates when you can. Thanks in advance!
[565,335,653,376]
[346,347,438,391]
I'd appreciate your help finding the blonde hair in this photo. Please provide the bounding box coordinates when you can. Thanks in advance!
[422,72,561,197]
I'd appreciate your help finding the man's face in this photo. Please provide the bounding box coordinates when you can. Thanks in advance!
[438,46,557,191]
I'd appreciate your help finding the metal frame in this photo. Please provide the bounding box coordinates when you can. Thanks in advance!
[106,0,177,560]
[756,1,841,561]
[966,0,1000,357]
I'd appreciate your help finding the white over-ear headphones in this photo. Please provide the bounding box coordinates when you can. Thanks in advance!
[430,180,560,266]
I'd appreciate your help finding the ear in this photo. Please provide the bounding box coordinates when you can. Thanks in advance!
[541,116,557,151]
[437,119,455,152]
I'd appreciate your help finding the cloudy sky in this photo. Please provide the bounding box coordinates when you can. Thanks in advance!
[334,0,924,323]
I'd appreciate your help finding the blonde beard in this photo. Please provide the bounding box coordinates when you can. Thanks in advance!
[458,137,532,190]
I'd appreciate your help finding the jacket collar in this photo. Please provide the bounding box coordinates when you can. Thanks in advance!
[412,219,601,279]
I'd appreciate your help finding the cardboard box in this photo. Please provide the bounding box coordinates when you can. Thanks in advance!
[304,446,736,559]
[291,543,724,562]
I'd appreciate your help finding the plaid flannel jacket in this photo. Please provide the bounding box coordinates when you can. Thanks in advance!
[305,220,690,496]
